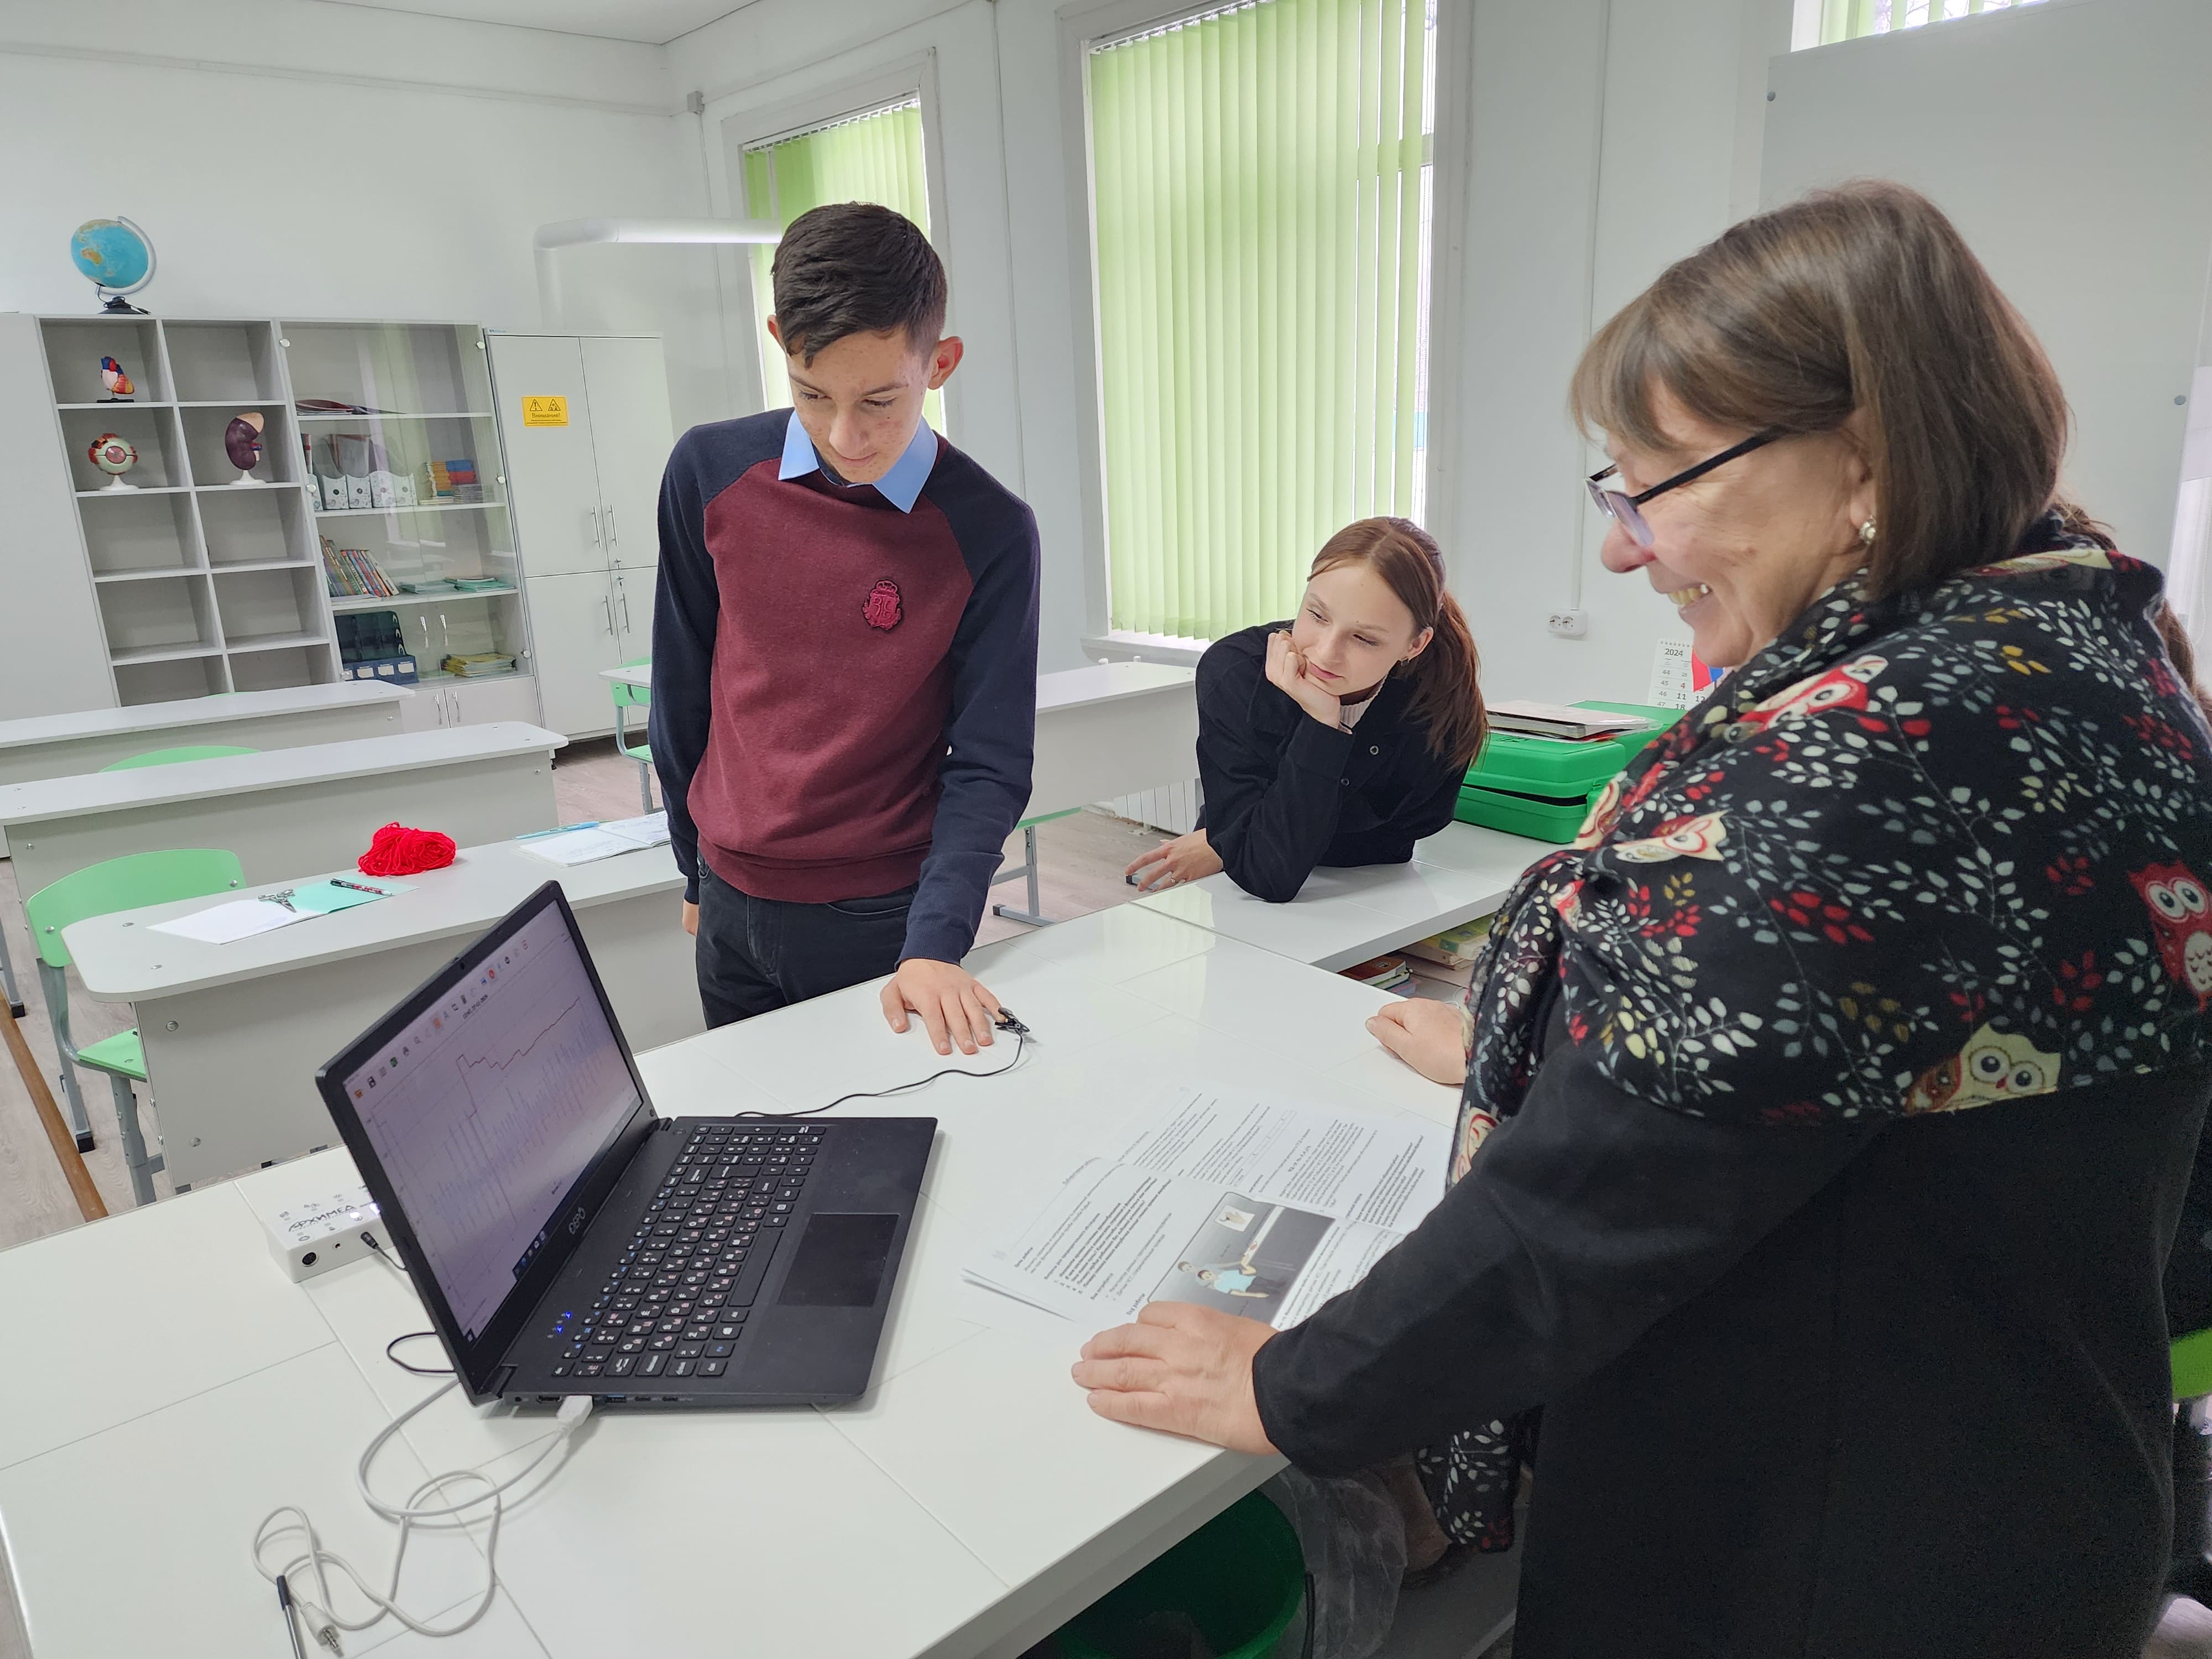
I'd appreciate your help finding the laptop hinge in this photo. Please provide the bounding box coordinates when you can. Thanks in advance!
[489,1364,517,1397]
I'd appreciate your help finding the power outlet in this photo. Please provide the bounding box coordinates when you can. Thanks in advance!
[1547,610,1589,639]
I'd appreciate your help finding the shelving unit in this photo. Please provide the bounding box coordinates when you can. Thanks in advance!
[281,321,533,724]
[2,312,339,705]
[0,313,540,723]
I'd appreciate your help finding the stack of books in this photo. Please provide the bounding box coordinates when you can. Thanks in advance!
[1340,954,1415,993]
[441,651,517,678]
[419,458,485,505]
[321,537,397,598]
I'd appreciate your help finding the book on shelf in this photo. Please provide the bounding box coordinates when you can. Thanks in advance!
[320,536,394,598]
[1402,915,1494,968]
[1340,953,1413,991]
[441,652,517,678]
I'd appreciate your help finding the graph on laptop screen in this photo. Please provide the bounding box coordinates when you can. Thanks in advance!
[340,906,640,1340]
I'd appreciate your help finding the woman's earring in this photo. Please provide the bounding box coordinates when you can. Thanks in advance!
[1857,516,1878,547]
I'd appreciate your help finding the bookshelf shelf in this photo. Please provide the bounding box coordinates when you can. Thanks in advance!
[328,585,519,613]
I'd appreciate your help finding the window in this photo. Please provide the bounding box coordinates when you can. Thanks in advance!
[1087,0,1437,644]
[1797,0,2045,49]
[740,97,946,433]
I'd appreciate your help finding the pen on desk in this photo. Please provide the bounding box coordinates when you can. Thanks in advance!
[276,1574,309,1659]
[517,822,598,841]
[327,878,389,896]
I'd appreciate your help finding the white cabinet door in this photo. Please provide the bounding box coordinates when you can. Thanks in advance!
[398,684,447,731]
[611,563,656,661]
[489,335,605,578]
[447,672,543,728]
[580,336,676,573]
[524,571,620,737]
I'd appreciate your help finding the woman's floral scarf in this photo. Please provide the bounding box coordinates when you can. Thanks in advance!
[1417,515,2212,1547]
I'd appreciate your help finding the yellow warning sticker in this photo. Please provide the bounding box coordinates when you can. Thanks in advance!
[521,395,569,427]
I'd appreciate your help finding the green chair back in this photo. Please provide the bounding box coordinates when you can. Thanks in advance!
[611,657,651,712]
[2177,1328,2212,1402]
[102,745,257,771]
[25,849,245,970]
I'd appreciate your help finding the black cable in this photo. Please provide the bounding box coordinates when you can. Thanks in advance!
[385,1331,454,1376]
[736,1014,1030,1121]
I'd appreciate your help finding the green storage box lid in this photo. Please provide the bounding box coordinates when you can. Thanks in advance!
[1465,700,1677,796]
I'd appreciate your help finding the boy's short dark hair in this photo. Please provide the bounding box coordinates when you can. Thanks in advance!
[770,202,948,365]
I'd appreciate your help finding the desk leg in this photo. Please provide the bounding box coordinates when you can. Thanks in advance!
[0,917,23,1020]
[107,1074,161,1207]
[35,962,95,1152]
[990,824,1055,928]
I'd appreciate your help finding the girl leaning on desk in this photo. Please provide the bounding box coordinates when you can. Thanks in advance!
[1122,518,1486,902]
[1077,180,2212,1658]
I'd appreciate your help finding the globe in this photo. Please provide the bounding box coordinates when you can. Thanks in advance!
[70,218,155,312]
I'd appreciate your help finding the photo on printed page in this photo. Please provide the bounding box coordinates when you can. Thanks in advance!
[1154,1194,1331,1321]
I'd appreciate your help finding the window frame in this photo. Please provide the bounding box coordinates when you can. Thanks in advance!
[701,53,956,430]
[1057,0,1476,660]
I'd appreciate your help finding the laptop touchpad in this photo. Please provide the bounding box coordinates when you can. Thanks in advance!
[778,1213,898,1307]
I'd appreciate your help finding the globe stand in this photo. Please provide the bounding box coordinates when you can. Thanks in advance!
[96,290,149,316]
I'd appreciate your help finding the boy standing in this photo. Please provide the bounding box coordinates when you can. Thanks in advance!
[651,203,1039,1056]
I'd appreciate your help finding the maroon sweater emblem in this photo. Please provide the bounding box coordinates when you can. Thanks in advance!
[863,578,904,632]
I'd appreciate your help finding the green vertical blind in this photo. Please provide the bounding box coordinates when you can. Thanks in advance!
[742,97,945,432]
[1089,0,1434,642]
[1813,0,2043,45]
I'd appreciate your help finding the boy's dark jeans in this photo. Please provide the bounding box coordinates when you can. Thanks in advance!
[693,859,917,1029]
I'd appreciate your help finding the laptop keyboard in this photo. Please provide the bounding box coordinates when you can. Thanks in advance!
[548,1122,825,1384]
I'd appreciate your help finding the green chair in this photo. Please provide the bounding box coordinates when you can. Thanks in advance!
[611,658,655,814]
[990,808,1082,927]
[25,849,244,1206]
[100,745,257,770]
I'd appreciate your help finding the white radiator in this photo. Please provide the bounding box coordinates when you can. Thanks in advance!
[1108,779,1203,835]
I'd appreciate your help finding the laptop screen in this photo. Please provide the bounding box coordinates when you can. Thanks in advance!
[333,900,643,1343]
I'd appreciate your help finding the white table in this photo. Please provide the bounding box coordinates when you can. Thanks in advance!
[601,661,1200,928]
[0,682,414,1011]
[61,837,698,1197]
[0,904,1465,1658]
[0,722,565,906]
[1133,820,1544,972]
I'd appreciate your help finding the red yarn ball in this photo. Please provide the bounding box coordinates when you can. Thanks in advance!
[358,823,457,877]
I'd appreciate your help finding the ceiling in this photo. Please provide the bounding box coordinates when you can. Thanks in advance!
[319,0,750,46]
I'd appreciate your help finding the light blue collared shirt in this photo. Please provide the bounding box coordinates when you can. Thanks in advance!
[778,411,938,514]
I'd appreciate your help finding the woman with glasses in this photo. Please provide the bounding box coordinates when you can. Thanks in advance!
[1123,517,1486,902]
[1077,182,2212,1657]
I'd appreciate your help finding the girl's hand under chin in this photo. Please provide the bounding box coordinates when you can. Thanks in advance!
[1266,629,1343,728]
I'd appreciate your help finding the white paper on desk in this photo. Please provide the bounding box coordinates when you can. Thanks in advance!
[963,1088,1449,1331]
[519,811,671,868]
[148,898,306,944]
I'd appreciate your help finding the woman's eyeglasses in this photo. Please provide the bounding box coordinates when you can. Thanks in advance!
[1586,429,1782,548]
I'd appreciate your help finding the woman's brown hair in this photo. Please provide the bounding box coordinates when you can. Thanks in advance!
[1569,180,2069,598]
[1310,518,1486,770]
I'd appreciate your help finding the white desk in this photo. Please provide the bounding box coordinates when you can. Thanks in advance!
[0,905,1463,1658]
[0,682,414,1013]
[1133,821,1543,972]
[0,722,565,906]
[598,661,1199,822]
[63,838,697,1193]
[0,682,414,790]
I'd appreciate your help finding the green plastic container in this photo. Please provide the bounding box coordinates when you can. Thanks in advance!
[1056,1491,1307,1659]
[1454,700,1677,844]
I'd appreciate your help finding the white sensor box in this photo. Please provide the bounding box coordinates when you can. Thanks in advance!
[267,1185,382,1282]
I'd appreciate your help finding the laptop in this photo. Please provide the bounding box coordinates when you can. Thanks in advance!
[314,880,935,1409]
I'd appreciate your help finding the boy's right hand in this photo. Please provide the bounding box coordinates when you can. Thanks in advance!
[1366,998,1469,1087]
[682,900,698,937]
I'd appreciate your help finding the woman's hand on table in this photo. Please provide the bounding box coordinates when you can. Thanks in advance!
[1266,629,1343,728]
[1074,1303,1280,1454]
[1125,829,1225,893]
[1368,998,1469,1086]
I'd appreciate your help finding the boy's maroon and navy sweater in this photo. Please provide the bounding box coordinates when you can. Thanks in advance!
[649,409,1039,967]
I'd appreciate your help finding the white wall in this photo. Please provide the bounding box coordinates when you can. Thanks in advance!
[0,0,736,434]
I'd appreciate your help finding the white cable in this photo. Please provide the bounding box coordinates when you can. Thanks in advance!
[252,1369,592,1639]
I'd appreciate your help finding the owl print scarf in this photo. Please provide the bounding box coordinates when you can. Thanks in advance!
[1415,517,2212,1549]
